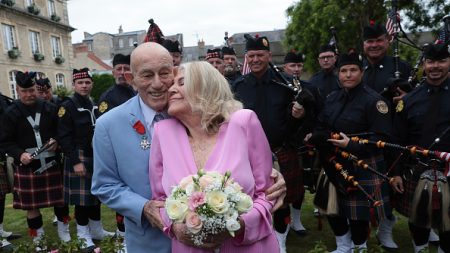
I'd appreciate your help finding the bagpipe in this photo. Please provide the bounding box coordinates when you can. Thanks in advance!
[331,131,450,230]
[19,138,58,175]
[331,133,450,170]
[309,131,391,208]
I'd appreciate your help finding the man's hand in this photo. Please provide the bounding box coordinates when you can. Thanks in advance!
[393,87,407,104]
[390,176,404,193]
[173,223,222,250]
[20,152,33,165]
[328,132,349,149]
[47,138,58,152]
[143,200,165,231]
[291,102,305,119]
[73,163,86,177]
[266,169,286,212]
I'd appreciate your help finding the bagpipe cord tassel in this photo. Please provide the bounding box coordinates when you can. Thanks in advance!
[410,180,431,228]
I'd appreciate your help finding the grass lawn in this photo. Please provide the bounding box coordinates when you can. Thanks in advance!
[2,193,440,252]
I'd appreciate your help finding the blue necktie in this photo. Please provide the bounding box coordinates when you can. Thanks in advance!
[153,113,165,123]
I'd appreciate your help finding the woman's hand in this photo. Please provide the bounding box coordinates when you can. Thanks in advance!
[327,132,349,148]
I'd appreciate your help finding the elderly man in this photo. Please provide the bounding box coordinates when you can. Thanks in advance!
[92,42,286,253]
[222,46,241,84]
[0,71,68,246]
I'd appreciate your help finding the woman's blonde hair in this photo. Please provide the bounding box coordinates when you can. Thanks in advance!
[180,61,242,134]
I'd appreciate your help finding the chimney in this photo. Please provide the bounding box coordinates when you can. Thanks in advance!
[198,39,205,48]
[118,25,123,34]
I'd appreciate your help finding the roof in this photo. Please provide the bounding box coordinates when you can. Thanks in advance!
[230,29,285,44]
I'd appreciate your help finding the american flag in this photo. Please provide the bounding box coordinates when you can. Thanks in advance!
[386,9,400,37]
[241,54,251,75]
[435,27,447,44]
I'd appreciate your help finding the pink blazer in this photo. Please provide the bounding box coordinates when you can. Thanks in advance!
[150,109,279,253]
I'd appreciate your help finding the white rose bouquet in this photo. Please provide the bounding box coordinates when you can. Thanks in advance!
[165,170,253,246]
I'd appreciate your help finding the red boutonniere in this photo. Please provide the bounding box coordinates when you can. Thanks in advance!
[133,120,146,135]
[132,120,150,150]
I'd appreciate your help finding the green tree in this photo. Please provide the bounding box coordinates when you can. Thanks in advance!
[284,0,449,73]
[91,73,114,102]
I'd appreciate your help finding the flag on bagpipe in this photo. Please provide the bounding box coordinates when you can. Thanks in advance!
[435,27,447,44]
[144,19,164,44]
[241,56,251,75]
[386,9,400,39]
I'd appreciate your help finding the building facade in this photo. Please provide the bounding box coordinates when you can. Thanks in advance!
[0,0,74,99]
[79,27,183,65]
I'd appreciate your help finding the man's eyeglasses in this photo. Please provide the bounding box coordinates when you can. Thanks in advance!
[318,55,335,61]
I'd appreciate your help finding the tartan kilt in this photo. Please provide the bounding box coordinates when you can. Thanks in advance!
[64,156,98,206]
[342,155,392,221]
[274,147,304,204]
[0,164,10,196]
[13,160,64,210]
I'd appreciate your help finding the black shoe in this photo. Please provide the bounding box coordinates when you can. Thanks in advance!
[5,233,21,240]
[292,228,307,236]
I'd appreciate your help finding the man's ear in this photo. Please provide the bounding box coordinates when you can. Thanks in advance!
[124,72,134,85]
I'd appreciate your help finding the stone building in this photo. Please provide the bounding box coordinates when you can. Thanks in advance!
[78,26,183,65]
[0,0,74,99]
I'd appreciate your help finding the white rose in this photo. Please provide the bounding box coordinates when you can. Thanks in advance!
[225,210,238,221]
[207,171,223,180]
[224,185,238,195]
[236,193,253,213]
[165,199,188,222]
[185,183,195,196]
[206,191,229,214]
[199,174,215,190]
[179,175,194,190]
[225,218,241,237]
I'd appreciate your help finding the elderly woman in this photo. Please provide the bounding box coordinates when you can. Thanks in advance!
[311,53,393,252]
[149,61,279,252]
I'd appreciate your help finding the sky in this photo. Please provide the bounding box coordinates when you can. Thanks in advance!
[67,0,297,47]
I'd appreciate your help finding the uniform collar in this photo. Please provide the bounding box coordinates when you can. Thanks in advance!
[364,55,389,70]
[343,82,364,99]
[425,77,450,94]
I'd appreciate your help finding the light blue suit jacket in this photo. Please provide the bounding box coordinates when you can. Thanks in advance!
[92,96,171,253]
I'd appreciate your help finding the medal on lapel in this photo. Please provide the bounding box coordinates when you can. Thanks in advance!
[140,136,150,150]
[132,120,150,150]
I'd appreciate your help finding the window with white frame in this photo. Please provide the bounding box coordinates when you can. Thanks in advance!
[118,39,124,48]
[55,73,64,87]
[2,24,16,51]
[51,36,61,58]
[47,0,56,16]
[129,38,134,47]
[8,70,18,99]
[29,30,41,54]
[25,0,34,6]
